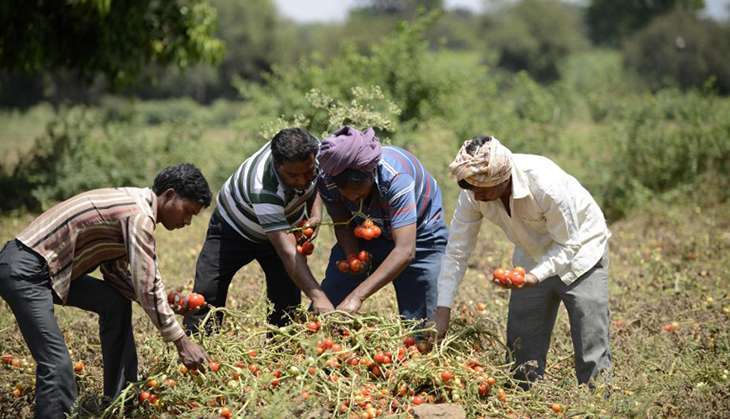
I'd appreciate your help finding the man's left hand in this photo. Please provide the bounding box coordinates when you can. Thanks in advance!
[336,294,363,314]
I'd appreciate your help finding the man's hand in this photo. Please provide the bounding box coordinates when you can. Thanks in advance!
[433,306,451,340]
[173,335,208,370]
[523,273,539,287]
[336,294,363,314]
[311,294,335,314]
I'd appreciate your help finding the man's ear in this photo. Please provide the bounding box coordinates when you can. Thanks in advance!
[162,188,177,201]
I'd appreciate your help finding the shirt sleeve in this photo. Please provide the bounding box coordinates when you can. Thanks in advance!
[386,173,417,229]
[436,190,483,308]
[528,184,583,281]
[125,213,185,342]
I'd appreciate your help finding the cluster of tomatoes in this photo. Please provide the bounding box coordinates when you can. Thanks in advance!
[354,219,382,240]
[293,219,316,256]
[167,289,207,314]
[491,266,526,288]
[336,250,372,274]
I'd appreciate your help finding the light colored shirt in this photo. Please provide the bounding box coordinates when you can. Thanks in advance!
[216,141,316,242]
[16,187,184,342]
[437,154,610,308]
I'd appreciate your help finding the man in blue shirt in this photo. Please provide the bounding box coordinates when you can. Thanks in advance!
[317,126,447,320]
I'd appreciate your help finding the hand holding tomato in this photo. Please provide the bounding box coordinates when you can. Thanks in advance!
[491,267,539,289]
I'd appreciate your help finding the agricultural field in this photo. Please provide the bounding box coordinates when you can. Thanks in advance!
[1,195,728,417]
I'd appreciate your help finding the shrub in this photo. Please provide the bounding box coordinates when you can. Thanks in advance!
[623,11,730,94]
[482,0,589,83]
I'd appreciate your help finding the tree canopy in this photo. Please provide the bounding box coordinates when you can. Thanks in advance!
[0,0,224,85]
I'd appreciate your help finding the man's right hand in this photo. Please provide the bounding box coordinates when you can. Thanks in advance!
[173,335,208,370]
[433,306,451,340]
[311,294,335,314]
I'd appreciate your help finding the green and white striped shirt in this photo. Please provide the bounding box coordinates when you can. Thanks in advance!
[216,141,316,242]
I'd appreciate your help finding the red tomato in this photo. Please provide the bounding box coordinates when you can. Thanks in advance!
[370,226,382,238]
[322,338,334,349]
[357,250,370,262]
[247,350,257,358]
[514,266,526,276]
[337,260,350,272]
[551,403,562,414]
[301,241,314,255]
[2,354,13,365]
[403,336,416,348]
[208,361,220,372]
[353,226,365,238]
[73,361,84,373]
[349,259,364,273]
[493,268,508,282]
[219,407,233,419]
[306,321,321,332]
[510,272,525,287]
[302,227,314,238]
[440,370,454,383]
[360,228,375,240]
[412,395,424,405]
[508,270,524,287]
[373,353,386,364]
[478,383,490,397]
[188,293,206,311]
[272,369,282,378]
[139,391,151,403]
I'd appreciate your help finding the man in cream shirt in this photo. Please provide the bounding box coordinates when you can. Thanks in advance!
[434,136,611,388]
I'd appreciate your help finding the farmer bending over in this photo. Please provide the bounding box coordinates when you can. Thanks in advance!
[184,128,333,333]
[0,164,212,418]
[435,136,612,388]
[316,126,447,321]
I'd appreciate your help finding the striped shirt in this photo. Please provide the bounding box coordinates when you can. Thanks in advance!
[216,141,317,242]
[15,187,184,342]
[318,146,447,244]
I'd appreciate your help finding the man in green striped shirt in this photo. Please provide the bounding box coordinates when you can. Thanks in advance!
[184,128,333,332]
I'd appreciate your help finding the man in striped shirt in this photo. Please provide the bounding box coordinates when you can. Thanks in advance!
[184,128,333,333]
[0,164,212,418]
[316,127,448,321]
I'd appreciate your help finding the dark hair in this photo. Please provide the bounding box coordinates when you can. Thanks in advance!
[152,163,212,207]
[333,168,373,189]
[270,128,319,165]
[457,136,491,190]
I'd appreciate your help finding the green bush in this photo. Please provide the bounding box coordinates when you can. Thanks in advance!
[482,0,589,83]
[597,89,730,219]
[623,11,730,94]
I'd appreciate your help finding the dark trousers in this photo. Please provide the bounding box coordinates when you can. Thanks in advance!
[184,212,301,333]
[0,240,137,419]
[321,237,445,321]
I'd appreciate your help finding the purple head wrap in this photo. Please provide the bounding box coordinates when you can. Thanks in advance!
[319,126,382,177]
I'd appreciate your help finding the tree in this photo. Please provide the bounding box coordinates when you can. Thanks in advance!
[0,0,224,86]
[586,0,704,46]
[483,0,589,82]
[623,10,730,94]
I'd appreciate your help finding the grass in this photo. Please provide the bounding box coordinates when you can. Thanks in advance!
[0,196,728,418]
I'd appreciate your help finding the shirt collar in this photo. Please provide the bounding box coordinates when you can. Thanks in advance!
[510,159,530,200]
[143,187,158,222]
